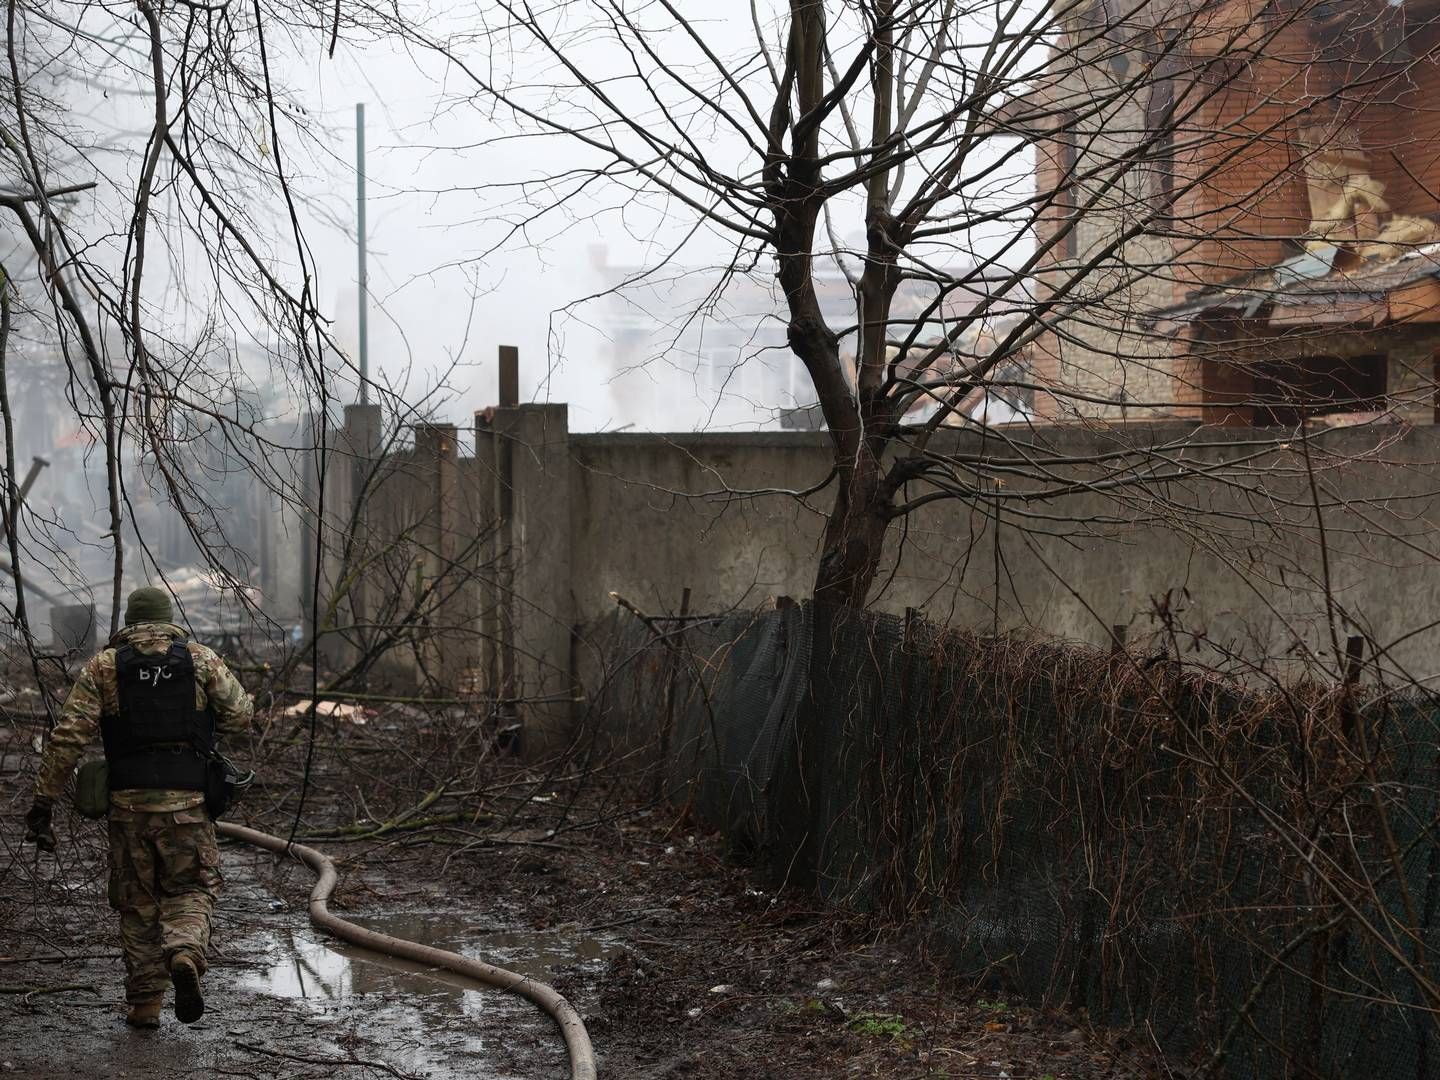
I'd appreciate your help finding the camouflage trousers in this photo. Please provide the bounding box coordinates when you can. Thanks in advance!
[107,806,222,1004]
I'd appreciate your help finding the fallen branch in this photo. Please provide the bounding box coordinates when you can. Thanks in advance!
[295,810,495,843]
[276,687,585,707]
[0,983,98,1006]
[402,830,572,853]
[234,1039,421,1080]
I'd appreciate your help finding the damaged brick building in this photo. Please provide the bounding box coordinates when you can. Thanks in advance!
[1030,0,1440,425]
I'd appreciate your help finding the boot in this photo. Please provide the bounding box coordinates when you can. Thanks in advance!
[169,953,205,1024]
[125,999,162,1029]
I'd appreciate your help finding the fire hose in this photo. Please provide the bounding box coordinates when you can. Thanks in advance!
[217,820,598,1080]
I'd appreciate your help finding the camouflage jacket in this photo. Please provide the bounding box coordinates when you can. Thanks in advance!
[36,622,254,813]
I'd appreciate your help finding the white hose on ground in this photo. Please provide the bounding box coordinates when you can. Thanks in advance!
[218,820,598,1080]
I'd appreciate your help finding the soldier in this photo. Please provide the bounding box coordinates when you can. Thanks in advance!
[22,586,254,1029]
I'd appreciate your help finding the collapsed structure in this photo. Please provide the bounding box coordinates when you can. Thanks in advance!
[1029,0,1440,425]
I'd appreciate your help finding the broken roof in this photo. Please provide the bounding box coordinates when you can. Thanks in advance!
[1157,241,1440,326]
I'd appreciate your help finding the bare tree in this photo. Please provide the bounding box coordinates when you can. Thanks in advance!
[0,1,325,637]
[374,0,1440,612]
[0,2,445,656]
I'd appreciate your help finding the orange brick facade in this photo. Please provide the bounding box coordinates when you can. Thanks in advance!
[1031,0,1440,425]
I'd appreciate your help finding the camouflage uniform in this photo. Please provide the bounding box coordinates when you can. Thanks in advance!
[35,621,253,1005]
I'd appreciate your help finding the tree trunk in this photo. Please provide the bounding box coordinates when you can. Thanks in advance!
[768,3,898,609]
[779,240,896,610]
[812,443,892,608]
[782,301,894,610]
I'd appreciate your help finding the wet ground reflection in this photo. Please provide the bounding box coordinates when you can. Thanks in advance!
[232,913,616,1078]
[242,913,620,1002]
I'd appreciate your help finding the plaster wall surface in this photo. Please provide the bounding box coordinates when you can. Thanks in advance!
[568,424,1440,683]
[568,433,831,619]
[327,412,1440,707]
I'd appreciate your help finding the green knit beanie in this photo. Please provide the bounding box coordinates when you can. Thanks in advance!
[124,586,173,626]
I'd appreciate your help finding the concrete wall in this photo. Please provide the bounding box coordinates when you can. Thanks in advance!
[1029,14,1440,425]
[568,432,831,617]
[568,421,1440,684]
[328,411,1440,747]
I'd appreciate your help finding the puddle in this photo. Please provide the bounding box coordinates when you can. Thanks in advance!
[241,913,621,1003]
[231,913,614,1079]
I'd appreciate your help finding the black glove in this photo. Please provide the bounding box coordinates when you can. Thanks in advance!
[23,800,55,852]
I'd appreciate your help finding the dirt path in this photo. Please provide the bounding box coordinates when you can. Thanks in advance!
[1,773,1170,1080]
[1,843,564,1079]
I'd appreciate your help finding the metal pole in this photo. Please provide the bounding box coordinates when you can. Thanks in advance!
[356,103,368,406]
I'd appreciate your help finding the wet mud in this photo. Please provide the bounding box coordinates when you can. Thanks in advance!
[2,847,586,1079]
[2,778,1170,1080]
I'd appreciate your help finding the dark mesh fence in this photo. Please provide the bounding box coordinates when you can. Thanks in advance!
[589,600,1440,1079]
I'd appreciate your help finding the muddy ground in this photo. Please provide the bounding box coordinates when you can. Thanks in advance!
[1,708,1172,1079]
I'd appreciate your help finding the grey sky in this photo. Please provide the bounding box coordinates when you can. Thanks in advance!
[285,37,618,430]
[279,4,1037,433]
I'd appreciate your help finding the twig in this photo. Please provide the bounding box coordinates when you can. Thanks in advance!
[276,687,584,707]
[0,983,98,1006]
[234,1040,421,1080]
[294,810,494,843]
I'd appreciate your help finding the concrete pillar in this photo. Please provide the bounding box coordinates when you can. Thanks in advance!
[488,405,522,740]
[254,477,274,612]
[494,403,574,756]
[415,422,461,685]
[250,420,293,626]
[299,411,321,642]
[342,404,383,657]
[474,409,503,703]
[344,405,383,507]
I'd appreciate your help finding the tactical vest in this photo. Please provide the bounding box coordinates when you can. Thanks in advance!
[99,640,214,792]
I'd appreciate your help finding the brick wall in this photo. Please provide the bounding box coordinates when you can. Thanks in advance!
[1030,35,1183,420]
[1170,19,1314,288]
[1366,21,1440,218]
[1031,4,1440,423]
